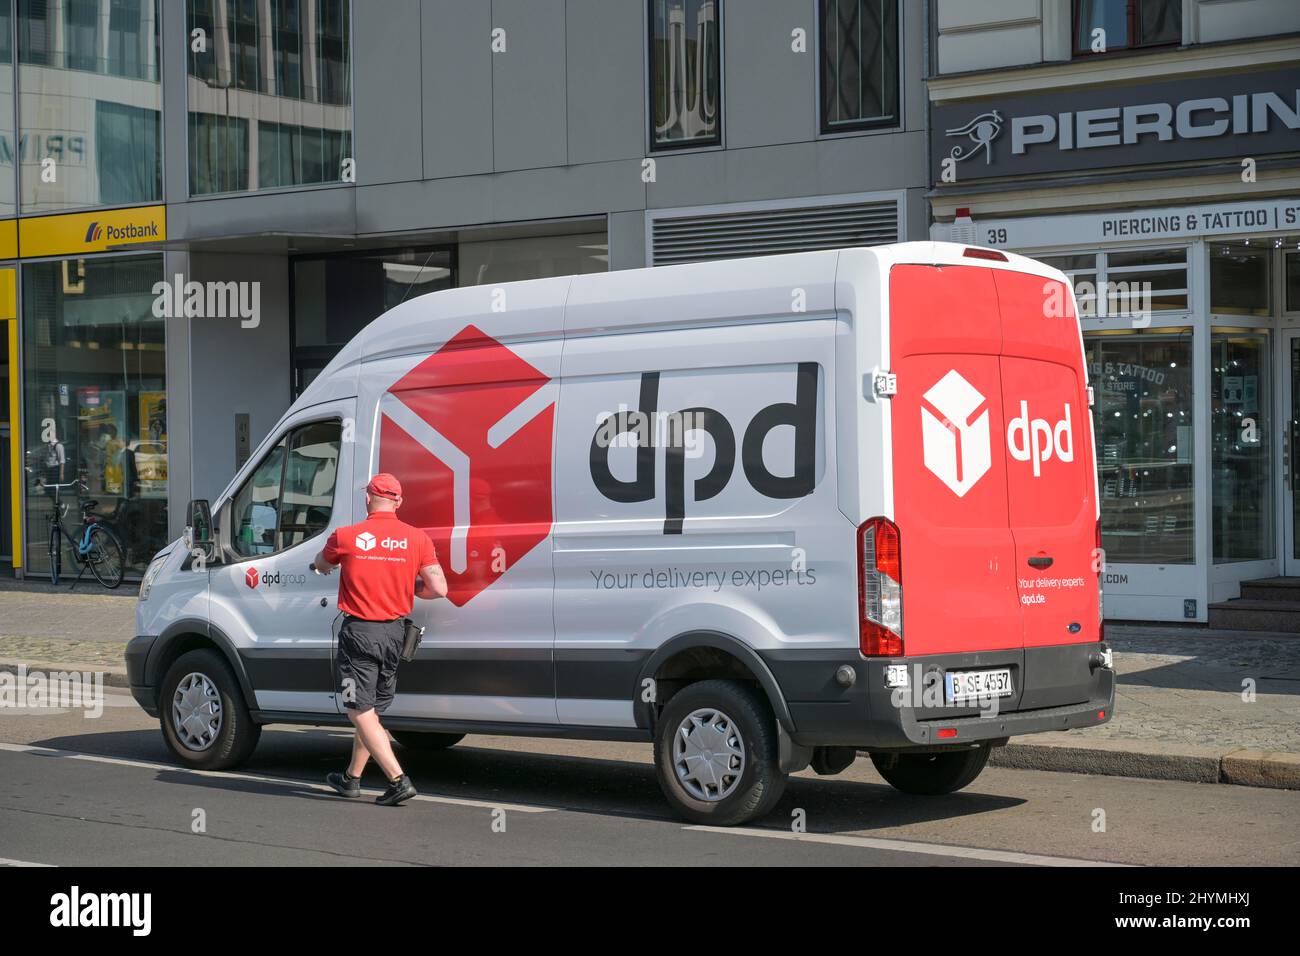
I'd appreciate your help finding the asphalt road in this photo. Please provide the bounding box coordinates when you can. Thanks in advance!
[1,690,1297,867]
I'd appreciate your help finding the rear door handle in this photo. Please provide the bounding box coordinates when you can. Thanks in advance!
[1028,555,1054,569]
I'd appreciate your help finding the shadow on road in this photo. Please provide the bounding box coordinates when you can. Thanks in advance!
[29,726,1026,834]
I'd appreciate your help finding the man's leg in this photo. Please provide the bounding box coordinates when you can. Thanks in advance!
[346,717,372,778]
[349,707,403,781]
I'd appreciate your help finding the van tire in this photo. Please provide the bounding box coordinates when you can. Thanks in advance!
[870,744,991,795]
[654,679,786,826]
[393,731,465,751]
[159,649,260,771]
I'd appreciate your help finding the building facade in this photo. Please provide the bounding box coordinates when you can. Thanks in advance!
[927,0,1300,621]
[1,0,929,580]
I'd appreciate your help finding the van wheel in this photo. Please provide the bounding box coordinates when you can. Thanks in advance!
[393,731,465,751]
[870,744,991,795]
[159,649,260,771]
[653,679,786,826]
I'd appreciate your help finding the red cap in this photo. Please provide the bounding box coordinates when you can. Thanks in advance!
[366,473,402,500]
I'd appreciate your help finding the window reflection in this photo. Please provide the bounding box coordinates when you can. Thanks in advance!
[187,0,353,195]
[1212,330,1271,563]
[18,0,162,212]
[1087,331,1194,564]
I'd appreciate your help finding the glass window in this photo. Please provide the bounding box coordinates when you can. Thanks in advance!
[230,419,340,556]
[230,439,285,558]
[1105,247,1189,316]
[189,113,250,195]
[650,0,721,150]
[18,0,161,212]
[291,246,455,397]
[459,233,608,286]
[1087,330,1194,564]
[21,254,167,577]
[1284,248,1300,314]
[0,1,15,217]
[279,420,341,549]
[1074,0,1180,54]
[819,0,899,133]
[1211,242,1271,316]
[187,0,353,195]
[1039,252,1099,317]
[1212,330,1271,563]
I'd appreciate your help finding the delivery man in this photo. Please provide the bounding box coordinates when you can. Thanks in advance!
[311,473,448,806]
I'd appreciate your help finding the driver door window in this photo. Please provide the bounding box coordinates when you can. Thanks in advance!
[229,420,342,559]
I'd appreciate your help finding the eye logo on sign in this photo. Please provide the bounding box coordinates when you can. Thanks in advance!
[244,566,259,589]
[946,110,1003,165]
[378,325,555,607]
[355,531,376,552]
[920,370,991,498]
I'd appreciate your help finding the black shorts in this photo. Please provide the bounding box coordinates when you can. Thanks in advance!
[335,617,405,714]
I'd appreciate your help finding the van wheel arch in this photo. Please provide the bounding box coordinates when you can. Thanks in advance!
[634,631,796,736]
[148,620,258,714]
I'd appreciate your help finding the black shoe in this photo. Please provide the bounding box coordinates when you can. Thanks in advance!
[376,774,417,806]
[327,771,362,798]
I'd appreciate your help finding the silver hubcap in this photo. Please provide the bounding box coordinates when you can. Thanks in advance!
[674,707,746,802]
[172,672,222,751]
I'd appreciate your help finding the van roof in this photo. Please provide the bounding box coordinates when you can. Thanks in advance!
[301,241,1069,404]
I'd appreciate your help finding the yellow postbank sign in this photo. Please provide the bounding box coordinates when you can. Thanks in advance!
[13,205,166,259]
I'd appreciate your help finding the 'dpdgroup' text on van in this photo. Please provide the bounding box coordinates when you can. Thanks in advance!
[127,241,1114,826]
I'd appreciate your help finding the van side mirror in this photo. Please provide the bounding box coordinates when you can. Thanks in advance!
[184,499,214,559]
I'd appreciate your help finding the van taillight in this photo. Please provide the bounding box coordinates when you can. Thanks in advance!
[962,247,1007,262]
[858,517,903,656]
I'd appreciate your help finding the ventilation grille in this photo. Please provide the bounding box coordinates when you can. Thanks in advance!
[650,198,898,266]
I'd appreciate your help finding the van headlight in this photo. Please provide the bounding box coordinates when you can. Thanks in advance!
[138,551,169,602]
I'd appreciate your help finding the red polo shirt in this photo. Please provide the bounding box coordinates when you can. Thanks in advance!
[323,512,439,620]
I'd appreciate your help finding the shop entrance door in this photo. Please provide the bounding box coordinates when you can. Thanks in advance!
[1282,330,1300,575]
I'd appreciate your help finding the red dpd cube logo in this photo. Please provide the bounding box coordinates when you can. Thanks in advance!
[379,325,554,607]
[245,566,259,589]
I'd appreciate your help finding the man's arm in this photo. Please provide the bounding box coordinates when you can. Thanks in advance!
[415,564,447,599]
[311,530,341,575]
[311,548,338,575]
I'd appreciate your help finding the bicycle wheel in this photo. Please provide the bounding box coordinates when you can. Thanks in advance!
[48,524,62,585]
[86,526,126,589]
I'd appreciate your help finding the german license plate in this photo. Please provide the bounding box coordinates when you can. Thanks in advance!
[945,668,1013,703]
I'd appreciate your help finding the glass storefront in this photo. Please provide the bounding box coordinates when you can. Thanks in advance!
[187,0,353,196]
[21,253,167,576]
[1211,330,1272,563]
[291,246,455,396]
[1086,329,1194,564]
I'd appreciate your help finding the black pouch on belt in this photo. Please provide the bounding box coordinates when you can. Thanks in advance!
[400,618,425,663]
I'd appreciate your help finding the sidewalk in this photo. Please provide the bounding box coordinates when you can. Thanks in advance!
[1,576,1297,788]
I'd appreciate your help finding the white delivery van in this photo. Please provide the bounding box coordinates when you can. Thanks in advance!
[129,242,1114,825]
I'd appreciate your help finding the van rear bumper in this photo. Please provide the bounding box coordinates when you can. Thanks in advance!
[762,641,1114,751]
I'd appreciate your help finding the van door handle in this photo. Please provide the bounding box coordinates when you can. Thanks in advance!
[1028,555,1054,569]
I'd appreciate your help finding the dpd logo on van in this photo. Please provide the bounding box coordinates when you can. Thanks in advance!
[378,325,555,607]
[920,370,991,498]
[591,364,818,533]
[921,369,1076,496]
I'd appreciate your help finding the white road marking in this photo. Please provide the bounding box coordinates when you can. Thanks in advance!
[684,825,1131,867]
[0,857,54,867]
[0,741,555,814]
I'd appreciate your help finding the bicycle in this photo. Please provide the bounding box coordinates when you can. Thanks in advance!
[40,478,127,589]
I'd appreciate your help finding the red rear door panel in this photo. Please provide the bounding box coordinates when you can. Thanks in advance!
[889,265,1022,656]
[994,270,1099,648]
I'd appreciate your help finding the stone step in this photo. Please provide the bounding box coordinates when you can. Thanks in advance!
[1239,577,1300,602]
[1207,598,1300,633]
